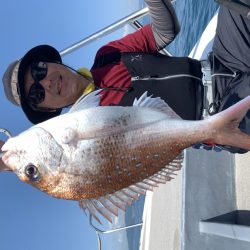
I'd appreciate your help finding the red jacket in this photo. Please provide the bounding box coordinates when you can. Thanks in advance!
[90,25,157,106]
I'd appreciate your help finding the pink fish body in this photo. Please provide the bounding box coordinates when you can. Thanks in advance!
[2,91,250,222]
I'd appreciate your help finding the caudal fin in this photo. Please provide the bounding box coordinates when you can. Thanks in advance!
[207,96,250,150]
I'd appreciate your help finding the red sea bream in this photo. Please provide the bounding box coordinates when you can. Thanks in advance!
[2,90,250,223]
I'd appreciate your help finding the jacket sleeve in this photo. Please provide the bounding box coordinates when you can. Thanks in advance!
[95,0,180,56]
[145,0,180,50]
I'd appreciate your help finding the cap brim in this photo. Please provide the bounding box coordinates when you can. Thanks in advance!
[17,45,63,124]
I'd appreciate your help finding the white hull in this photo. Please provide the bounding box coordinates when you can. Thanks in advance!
[140,12,219,250]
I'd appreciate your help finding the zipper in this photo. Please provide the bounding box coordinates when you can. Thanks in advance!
[131,74,202,82]
[211,72,237,78]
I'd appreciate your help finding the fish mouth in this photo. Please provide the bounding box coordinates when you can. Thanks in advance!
[0,151,12,172]
[0,166,11,172]
[1,143,16,172]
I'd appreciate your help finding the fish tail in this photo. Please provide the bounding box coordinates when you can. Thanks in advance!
[205,96,250,150]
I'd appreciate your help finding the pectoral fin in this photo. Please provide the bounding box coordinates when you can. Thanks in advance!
[68,89,102,113]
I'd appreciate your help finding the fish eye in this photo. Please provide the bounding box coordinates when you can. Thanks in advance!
[25,164,40,181]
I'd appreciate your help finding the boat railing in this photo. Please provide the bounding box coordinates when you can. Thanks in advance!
[59,6,173,57]
[59,7,149,57]
[89,215,143,250]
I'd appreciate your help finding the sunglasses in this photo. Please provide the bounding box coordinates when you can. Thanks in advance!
[27,61,48,106]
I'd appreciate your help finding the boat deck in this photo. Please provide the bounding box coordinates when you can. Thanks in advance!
[140,150,250,250]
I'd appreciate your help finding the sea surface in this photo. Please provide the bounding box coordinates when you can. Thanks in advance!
[102,0,219,249]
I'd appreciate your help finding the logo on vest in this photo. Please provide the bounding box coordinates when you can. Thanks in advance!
[130,54,142,62]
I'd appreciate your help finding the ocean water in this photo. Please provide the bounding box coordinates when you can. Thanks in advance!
[168,0,219,56]
[103,1,219,249]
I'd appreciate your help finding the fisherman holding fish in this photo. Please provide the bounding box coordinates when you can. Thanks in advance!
[1,0,250,169]
[2,0,250,222]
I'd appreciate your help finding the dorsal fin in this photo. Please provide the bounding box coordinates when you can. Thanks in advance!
[78,152,184,224]
[133,91,180,119]
[68,89,102,113]
[69,90,179,119]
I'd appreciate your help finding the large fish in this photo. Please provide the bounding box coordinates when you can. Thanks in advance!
[2,90,250,223]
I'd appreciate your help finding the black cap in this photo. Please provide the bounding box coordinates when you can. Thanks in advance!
[18,45,62,124]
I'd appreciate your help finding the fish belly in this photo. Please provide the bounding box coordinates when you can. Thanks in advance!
[64,122,184,199]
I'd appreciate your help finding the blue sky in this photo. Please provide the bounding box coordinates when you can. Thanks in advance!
[0,1,143,249]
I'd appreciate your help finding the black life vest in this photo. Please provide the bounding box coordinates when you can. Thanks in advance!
[93,51,204,120]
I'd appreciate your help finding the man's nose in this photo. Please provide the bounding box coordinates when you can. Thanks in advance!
[40,78,51,91]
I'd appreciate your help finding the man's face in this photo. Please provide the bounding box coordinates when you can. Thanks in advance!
[24,62,83,109]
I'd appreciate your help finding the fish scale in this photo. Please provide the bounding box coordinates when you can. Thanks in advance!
[57,119,193,200]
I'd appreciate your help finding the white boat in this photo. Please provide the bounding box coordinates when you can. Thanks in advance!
[140,12,219,250]
[140,7,250,249]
